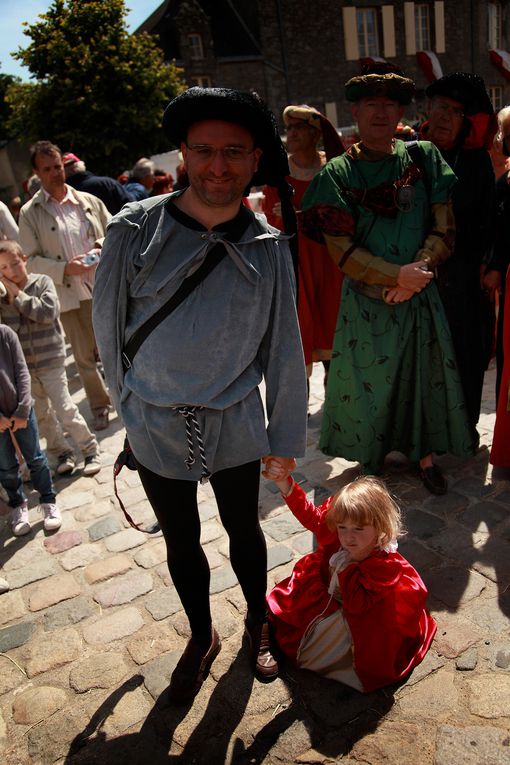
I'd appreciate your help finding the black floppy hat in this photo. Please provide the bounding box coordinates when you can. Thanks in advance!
[163,87,298,279]
[425,73,494,116]
[162,87,290,188]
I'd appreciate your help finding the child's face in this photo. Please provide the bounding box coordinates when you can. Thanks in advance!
[0,251,28,286]
[336,520,378,561]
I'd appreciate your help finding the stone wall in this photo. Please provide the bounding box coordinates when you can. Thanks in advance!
[142,0,510,129]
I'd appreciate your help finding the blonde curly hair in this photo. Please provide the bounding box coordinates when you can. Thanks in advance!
[326,476,404,549]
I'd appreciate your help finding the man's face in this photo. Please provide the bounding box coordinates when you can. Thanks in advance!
[426,96,465,150]
[182,120,262,208]
[33,150,66,195]
[352,97,404,148]
[285,117,320,155]
[141,173,155,191]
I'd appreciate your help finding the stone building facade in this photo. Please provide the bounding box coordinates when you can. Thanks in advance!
[137,0,510,131]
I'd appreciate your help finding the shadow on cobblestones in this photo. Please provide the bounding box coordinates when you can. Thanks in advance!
[64,650,255,763]
[63,650,398,764]
[231,668,397,764]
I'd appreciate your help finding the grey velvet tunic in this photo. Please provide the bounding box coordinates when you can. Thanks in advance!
[92,192,307,480]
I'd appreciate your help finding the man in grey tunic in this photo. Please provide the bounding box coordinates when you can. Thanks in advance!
[93,88,307,704]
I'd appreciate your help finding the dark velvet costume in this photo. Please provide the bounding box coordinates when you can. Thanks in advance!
[433,143,495,440]
[420,73,497,444]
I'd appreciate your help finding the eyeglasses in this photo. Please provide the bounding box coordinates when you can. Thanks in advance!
[186,144,256,163]
[432,101,465,119]
[285,122,313,133]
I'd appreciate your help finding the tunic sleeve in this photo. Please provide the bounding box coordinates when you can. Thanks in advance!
[301,143,458,283]
[413,141,457,267]
[257,240,308,458]
[423,140,458,204]
[92,217,134,413]
[300,156,402,285]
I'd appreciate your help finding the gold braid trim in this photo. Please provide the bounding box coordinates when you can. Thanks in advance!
[324,234,400,285]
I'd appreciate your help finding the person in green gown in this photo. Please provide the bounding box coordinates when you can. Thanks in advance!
[300,65,475,494]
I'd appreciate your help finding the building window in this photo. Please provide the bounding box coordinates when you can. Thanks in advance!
[187,33,204,60]
[489,85,503,111]
[488,2,502,49]
[357,8,380,58]
[415,4,431,50]
[190,75,211,88]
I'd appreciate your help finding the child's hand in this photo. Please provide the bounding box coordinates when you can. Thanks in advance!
[10,416,28,432]
[0,276,20,303]
[0,416,11,433]
[262,456,296,496]
[261,456,296,479]
[263,459,288,480]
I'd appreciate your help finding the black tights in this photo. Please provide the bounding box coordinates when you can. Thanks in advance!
[137,460,267,648]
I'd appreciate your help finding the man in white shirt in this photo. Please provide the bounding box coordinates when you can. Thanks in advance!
[19,141,111,443]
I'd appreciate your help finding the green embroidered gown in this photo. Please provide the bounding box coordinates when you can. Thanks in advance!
[302,140,475,473]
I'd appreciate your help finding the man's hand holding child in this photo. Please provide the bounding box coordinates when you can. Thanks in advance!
[262,456,296,496]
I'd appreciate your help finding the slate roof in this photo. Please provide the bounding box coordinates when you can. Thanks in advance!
[135,0,262,61]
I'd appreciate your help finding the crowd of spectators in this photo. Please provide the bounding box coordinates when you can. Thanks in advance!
[1,71,510,713]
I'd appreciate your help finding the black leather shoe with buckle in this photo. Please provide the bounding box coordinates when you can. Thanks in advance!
[167,628,221,705]
[245,618,279,682]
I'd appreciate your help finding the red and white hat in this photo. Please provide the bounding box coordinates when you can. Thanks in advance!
[62,152,81,166]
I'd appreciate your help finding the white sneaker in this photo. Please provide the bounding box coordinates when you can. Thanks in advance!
[40,503,62,532]
[83,453,102,477]
[11,502,31,536]
[56,452,76,475]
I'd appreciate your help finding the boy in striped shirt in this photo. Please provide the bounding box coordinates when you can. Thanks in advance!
[0,240,101,477]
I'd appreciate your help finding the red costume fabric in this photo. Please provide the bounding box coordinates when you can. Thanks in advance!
[263,179,342,366]
[267,484,437,693]
[491,265,510,467]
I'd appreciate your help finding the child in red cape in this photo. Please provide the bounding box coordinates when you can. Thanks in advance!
[264,463,436,692]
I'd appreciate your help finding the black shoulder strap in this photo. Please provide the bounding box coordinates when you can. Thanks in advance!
[122,243,227,372]
[405,140,431,202]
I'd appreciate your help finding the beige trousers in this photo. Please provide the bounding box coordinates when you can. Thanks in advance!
[31,365,98,459]
[60,300,110,413]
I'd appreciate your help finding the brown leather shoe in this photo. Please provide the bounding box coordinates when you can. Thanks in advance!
[245,619,279,682]
[168,628,221,705]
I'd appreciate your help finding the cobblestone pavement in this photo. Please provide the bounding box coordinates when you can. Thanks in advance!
[0,361,509,765]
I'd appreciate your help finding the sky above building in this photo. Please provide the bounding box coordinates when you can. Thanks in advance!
[0,0,162,80]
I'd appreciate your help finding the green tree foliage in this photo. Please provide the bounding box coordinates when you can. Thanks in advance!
[0,74,21,142]
[5,0,185,175]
